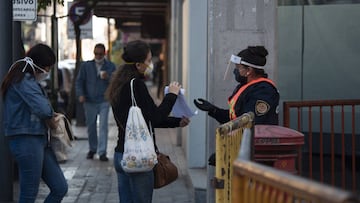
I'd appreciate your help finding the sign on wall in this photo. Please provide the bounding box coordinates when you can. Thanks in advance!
[13,0,37,21]
[67,1,93,39]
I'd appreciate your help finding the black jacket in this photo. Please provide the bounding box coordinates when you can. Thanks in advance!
[112,78,181,153]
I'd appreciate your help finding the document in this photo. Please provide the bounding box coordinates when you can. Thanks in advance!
[164,86,197,118]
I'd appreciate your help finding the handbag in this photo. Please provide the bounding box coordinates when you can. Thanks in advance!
[50,113,74,147]
[153,152,179,189]
[50,113,74,162]
[121,78,158,173]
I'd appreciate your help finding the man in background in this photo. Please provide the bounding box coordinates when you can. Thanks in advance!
[76,43,116,161]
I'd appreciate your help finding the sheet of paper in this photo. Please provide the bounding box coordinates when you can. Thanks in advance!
[164,86,197,118]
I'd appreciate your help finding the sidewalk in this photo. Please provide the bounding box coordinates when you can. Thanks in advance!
[13,85,196,203]
[13,115,195,203]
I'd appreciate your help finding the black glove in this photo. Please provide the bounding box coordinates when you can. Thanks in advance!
[193,98,217,113]
[208,153,216,166]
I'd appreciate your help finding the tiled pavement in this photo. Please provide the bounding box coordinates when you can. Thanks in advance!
[14,85,206,203]
[13,85,197,203]
[13,116,195,203]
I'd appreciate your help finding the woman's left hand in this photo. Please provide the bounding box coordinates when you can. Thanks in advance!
[179,117,190,127]
[46,117,58,129]
[46,112,61,129]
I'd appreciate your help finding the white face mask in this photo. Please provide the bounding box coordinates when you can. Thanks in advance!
[144,62,154,76]
[35,65,50,81]
[8,57,50,81]
[95,58,105,64]
[36,71,50,81]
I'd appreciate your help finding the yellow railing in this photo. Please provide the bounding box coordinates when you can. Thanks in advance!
[232,160,359,203]
[214,111,359,203]
[230,119,358,203]
[214,112,254,203]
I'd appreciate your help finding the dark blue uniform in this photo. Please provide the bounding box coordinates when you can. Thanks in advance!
[208,80,279,125]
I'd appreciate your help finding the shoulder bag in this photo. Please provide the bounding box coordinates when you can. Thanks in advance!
[153,151,179,188]
[50,113,74,147]
[50,113,74,162]
[121,78,158,172]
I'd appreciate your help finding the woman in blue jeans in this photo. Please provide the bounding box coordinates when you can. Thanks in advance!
[1,44,68,202]
[106,40,190,202]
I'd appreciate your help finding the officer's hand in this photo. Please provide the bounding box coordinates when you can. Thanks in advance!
[193,98,216,112]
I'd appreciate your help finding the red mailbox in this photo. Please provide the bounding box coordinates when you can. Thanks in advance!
[254,125,304,174]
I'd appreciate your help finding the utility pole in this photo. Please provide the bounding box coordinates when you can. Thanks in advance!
[51,1,59,111]
[0,1,14,202]
[107,18,111,61]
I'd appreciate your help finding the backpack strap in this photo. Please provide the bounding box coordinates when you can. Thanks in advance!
[130,78,137,106]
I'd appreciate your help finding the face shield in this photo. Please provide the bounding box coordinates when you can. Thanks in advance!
[223,54,265,80]
[223,55,241,80]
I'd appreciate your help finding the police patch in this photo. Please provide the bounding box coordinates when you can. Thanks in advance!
[255,100,270,116]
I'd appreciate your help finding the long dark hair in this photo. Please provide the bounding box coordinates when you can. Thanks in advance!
[106,40,150,105]
[1,43,55,96]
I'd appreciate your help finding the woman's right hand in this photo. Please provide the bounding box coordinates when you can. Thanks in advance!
[179,117,190,127]
[168,81,181,95]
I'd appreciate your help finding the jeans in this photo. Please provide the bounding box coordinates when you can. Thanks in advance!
[114,152,154,203]
[84,101,110,156]
[9,135,68,203]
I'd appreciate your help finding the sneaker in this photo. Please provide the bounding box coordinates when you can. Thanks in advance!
[86,151,96,159]
[99,154,109,162]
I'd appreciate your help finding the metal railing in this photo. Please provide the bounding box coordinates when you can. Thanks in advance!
[283,99,360,192]
[213,112,254,203]
[232,159,359,203]
[231,113,359,203]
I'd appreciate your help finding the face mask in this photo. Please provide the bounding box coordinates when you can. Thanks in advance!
[233,68,247,85]
[36,72,49,81]
[95,58,105,64]
[35,67,50,81]
[144,62,154,76]
[8,57,50,82]
[8,57,40,74]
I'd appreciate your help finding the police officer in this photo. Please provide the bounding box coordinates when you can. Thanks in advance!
[194,46,279,165]
[194,45,279,125]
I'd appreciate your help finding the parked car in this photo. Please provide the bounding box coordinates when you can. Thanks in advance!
[57,59,76,113]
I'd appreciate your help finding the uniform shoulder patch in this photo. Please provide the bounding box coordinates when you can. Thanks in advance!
[255,100,270,116]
